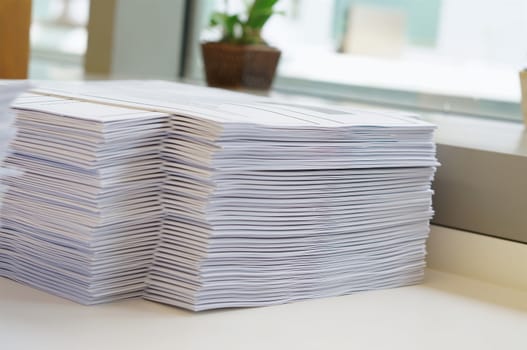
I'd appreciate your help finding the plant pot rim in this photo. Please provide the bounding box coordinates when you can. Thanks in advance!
[201,41,280,52]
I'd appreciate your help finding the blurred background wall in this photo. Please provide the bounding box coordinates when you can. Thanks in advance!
[2,0,527,120]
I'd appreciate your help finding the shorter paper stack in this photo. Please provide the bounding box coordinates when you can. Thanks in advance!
[1,94,169,303]
[0,83,28,192]
[0,83,28,279]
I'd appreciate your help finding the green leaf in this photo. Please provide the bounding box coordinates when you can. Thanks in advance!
[246,0,280,30]
[209,0,282,44]
[209,12,227,27]
[209,11,242,43]
[224,14,241,41]
[250,0,280,14]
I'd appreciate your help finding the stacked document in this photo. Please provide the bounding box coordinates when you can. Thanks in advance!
[0,83,28,190]
[144,103,437,311]
[0,83,28,279]
[1,93,168,303]
[1,81,438,310]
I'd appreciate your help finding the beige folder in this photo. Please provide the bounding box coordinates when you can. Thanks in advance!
[520,70,527,126]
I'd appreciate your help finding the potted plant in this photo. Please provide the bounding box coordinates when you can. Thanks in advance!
[201,0,282,90]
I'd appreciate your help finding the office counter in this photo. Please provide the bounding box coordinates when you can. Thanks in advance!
[2,267,526,350]
[2,87,527,349]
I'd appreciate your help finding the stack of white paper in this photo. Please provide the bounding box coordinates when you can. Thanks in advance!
[0,83,28,279]
[142,102,437,311]
[0,93,169,303]
[0,81,438,311]
[0,83,28,188]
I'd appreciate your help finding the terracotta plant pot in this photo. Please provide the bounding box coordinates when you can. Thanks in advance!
[201,42,281,90]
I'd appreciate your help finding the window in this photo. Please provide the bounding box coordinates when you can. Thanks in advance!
[186,0,526,121]
[30,0,89,80]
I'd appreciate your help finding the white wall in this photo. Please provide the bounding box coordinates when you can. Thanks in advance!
[436,0,527,67]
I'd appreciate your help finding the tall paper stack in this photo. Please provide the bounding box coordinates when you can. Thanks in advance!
[1,81,438,310]
[143,102,437,311]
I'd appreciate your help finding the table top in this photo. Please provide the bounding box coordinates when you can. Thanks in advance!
[1,269,526,350]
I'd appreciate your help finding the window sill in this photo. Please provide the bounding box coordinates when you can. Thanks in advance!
[273,76,522,122]
[426,112,527,156]
[268,88,527,244]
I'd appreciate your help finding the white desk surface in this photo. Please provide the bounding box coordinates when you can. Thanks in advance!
[1,269,526,350]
